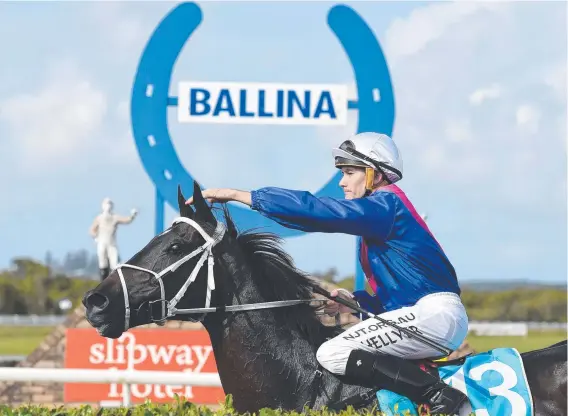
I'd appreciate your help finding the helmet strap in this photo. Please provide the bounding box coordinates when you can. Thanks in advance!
[365,168,375,192]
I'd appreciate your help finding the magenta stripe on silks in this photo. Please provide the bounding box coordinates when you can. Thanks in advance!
[383,184,443,249]
[359,239,378,292]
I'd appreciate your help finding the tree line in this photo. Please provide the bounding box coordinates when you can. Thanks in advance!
[0,258,98,315]
[0,260,565,322]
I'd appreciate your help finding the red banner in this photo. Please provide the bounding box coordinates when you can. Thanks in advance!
[64,328,225,404]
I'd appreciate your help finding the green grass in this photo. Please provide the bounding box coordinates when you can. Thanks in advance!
[1,394,406,416]
[466,330,566,353]
[0,326,54,355]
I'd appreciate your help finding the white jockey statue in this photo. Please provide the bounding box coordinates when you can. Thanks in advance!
[89,197,138,280]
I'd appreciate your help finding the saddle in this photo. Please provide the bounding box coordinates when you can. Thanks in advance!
[418,352,472,375]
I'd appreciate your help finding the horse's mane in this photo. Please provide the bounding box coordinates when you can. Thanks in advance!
[216,205,344,346]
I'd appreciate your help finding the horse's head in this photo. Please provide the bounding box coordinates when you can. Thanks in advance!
[82,182,228,339]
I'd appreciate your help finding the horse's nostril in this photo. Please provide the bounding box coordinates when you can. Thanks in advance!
[86,292,109,310]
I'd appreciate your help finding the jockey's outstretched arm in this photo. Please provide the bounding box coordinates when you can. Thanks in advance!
[250,187,395,239]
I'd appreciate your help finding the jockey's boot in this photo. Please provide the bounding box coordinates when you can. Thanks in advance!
[344,349,468,416]
[99,267,110,281]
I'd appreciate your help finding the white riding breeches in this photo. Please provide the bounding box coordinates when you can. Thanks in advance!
[316,292,469,375]
[97,242,119,270]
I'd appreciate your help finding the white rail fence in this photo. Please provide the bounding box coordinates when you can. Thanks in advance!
[468,321,529,336]
[0,367,222,408]
[0,315,67,326]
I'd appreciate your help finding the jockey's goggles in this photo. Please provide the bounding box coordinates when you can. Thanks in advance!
[334,140,402,183]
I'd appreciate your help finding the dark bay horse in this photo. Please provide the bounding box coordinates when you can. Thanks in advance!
[83,183,567,415]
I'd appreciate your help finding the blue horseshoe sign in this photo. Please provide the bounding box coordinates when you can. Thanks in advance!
[130,2,395,288]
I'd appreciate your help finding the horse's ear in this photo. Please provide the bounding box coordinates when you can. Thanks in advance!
[193,181,216,224]
[177,185,194,218]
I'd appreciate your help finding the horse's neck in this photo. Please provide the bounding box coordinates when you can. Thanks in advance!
[198,260,371,412]
[206,282,319,363]
[202,278,324,411]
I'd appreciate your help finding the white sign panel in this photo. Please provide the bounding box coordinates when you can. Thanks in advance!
[177,81,348,126]
[468,322,529,336]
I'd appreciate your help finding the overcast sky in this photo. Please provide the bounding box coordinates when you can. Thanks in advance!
[0,1,565,283]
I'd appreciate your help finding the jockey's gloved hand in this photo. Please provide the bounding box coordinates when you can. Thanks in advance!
[130,208,138,218]
[324,288,356,316]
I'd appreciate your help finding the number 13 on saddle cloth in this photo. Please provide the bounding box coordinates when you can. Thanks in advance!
[438,347,533,416]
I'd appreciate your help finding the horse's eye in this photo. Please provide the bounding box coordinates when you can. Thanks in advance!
[169,243,182,253]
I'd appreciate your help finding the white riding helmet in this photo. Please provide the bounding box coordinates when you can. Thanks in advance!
[332,132,403,187]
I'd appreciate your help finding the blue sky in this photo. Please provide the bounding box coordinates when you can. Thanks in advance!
[0,1,566,283]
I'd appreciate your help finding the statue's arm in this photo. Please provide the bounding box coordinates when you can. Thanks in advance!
[116,209,138,225]
[89,216,99,238]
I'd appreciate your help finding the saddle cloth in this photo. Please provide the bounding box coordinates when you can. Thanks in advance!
[376,347,533,416]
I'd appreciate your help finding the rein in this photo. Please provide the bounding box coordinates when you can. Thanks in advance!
[170,299,326,315]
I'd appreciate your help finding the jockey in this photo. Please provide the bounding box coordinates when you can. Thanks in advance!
[185,132,469,415]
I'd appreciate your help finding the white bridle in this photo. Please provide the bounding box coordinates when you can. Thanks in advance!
[113,216,327,332]
[116,217,226,331]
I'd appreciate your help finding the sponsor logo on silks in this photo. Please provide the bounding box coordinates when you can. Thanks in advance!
[341,312,422,349]
[177,81,348,125]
